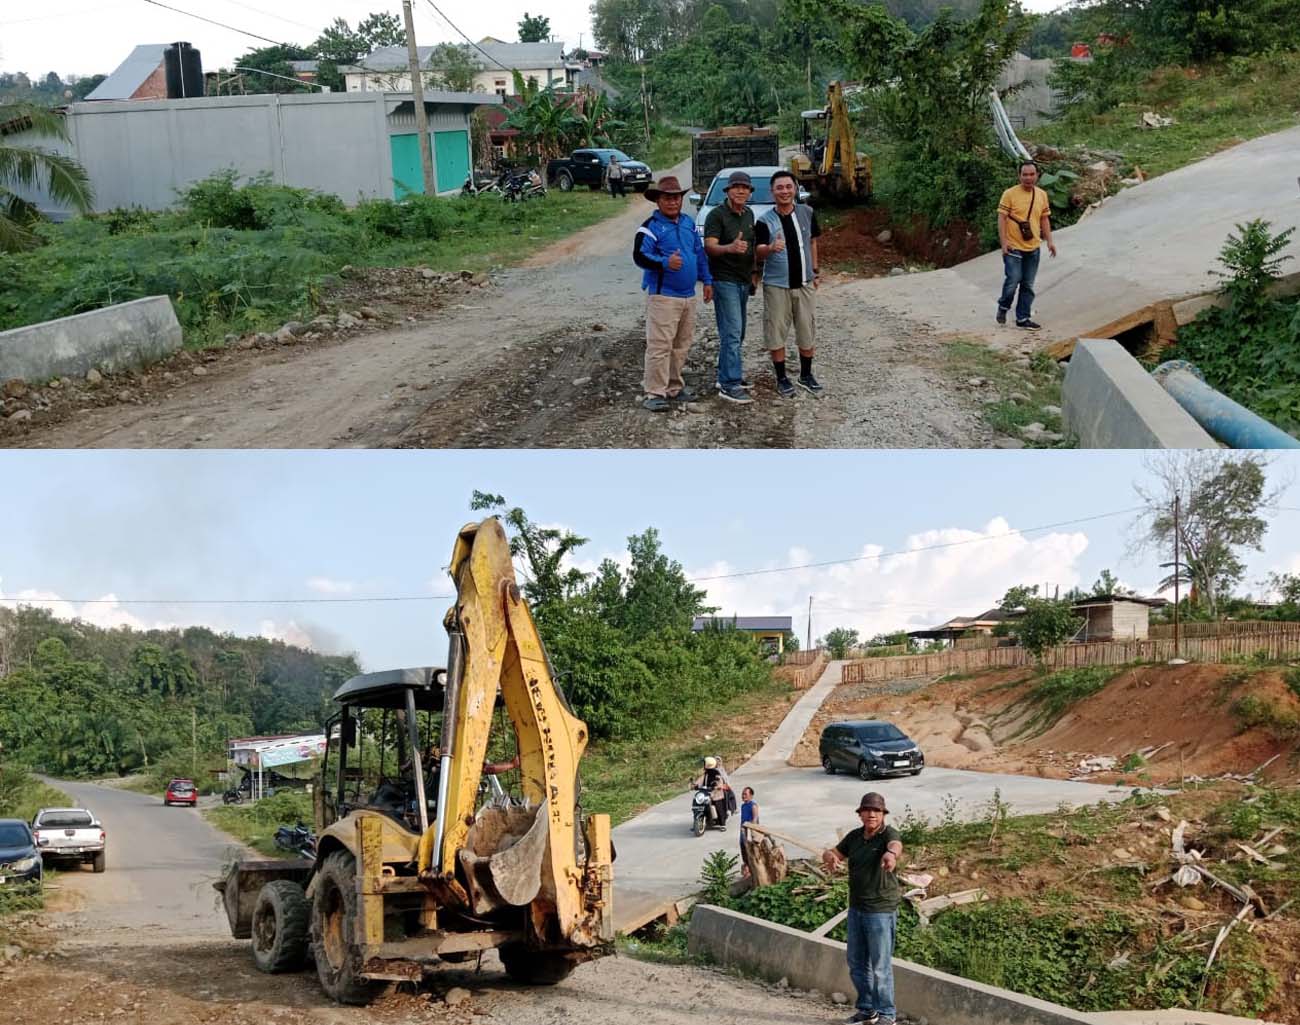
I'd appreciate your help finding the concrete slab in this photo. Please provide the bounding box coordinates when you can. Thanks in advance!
[1062,339,1216,448]
[690,904,1099,1025]
[833,125,1300,352]
[0,295,181,383]
[740,659,845,772]
[613,760,1131,933]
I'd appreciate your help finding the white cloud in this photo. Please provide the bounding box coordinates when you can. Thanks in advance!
[306,576,355,595]
[0,578,164,632]
[258,618,350,656]
[689,517,1091,642]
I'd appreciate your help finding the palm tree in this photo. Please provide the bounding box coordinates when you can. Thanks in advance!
[0,102,94,252]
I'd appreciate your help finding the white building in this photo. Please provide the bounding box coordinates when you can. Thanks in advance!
[343,41,568,97]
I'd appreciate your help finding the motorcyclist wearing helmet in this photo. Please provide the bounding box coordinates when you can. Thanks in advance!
[693,755,733,827]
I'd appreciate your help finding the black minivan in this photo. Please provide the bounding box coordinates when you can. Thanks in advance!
[0,818,43,887]
[819,720,924,780]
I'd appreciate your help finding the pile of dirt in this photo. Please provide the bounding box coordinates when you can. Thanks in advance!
[817,208,908,276]
[792,662,1300,785]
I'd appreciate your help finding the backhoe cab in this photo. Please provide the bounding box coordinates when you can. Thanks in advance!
[215,517,614,1003]
[789,81,872,202]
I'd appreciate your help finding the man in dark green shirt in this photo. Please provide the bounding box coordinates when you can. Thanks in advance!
[702,170,757,404]
[822,792,904,1025]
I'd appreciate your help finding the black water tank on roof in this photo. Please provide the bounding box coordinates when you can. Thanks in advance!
[164,42,203,98]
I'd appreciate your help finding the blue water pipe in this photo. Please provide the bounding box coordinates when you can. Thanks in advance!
[1152,360,1300,449]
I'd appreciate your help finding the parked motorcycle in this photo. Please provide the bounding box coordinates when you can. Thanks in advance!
[221,788,244,805]
[500,167,547,203]
[461,169,501,197]
[273,821,317,859]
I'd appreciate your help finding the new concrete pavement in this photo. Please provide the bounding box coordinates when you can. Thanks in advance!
[836,124,1300,351]
[612,660,1131,932]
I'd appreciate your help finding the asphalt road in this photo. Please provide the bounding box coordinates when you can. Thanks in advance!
[41,778,241,944]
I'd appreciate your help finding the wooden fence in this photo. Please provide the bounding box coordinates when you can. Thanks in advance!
[839,626,1300,685]
[1149,620,1300,639]
[774,651,828,689]
[780,648,824,667]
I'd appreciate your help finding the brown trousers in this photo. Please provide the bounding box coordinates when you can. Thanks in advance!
[643,294,696,398]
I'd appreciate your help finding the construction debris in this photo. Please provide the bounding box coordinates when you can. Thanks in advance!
[1141,111,1176,129]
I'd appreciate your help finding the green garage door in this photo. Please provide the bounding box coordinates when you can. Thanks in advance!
[434,130,470,193]
[389,133,422,199]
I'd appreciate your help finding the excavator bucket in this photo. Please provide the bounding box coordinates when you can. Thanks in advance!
[457,801,552,914]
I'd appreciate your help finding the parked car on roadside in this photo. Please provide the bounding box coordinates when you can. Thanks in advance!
[689,165,810,237]
[546,148,652,192]
[0,819,43,887]
[819,720,924,780]
[31,807,106,873]
[164,778,198,807]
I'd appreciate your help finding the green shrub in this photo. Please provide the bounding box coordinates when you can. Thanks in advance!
[1022,666,1117,729]
[1231,693,1300,736]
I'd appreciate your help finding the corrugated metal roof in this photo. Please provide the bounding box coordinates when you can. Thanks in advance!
[86,44,168,100]
[692,616,793,632]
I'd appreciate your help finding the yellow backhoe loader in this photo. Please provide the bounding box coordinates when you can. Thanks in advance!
[789,81,871,201]
[215,517,614,1003]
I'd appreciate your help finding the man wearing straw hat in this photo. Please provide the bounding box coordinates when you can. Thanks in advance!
[632,174,713,412]
[822,791,904,1025]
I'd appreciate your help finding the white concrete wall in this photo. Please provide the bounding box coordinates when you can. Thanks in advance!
[9,93,482,215]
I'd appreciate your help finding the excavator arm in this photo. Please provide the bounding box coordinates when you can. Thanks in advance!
[419,517,611,949]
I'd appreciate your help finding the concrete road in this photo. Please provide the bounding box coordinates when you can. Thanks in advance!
[611,658,1132,931]
[42,778,243,944]
[612,761,1132,932]
[836,124,1300,351]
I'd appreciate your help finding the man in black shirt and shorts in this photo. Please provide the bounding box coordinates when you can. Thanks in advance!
[754,169,822,398]
[822,792,903,1025]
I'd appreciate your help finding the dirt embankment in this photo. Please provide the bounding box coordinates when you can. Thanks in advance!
[791,662,1300,785]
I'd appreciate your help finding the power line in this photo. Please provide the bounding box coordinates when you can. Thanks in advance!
[421,0,510,70]
[0,595,454,606]
[686,506,1145,583]
[0,506,1151,610]
[139,0,285,48]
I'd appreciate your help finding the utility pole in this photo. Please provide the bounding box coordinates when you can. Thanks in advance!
[1173,491,1181,659]
[402,0,436,196]
[191,707,197,776]
[807,595,813,651]
[639,61,651,148]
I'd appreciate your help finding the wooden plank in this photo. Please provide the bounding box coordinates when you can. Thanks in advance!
[812,907,849,937]
[744,822,828,856]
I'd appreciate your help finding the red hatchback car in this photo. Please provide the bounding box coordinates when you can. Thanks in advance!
[164,779,198,807]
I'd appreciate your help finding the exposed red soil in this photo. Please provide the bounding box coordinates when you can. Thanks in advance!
[791,662,1300,786]
[816,207,908,276]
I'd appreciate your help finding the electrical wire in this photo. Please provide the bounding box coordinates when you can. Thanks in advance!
[421,0,511,71]
[686,506,1145,582]
[0,506,1152,609]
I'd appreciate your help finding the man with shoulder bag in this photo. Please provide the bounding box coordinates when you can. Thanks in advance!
[996,161,1057,331]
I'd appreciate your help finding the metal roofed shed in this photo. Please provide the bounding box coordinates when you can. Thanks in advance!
[692,615,794,655]
[1069,594,1167,642]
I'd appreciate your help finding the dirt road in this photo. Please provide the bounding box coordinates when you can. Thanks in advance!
[7,158,989,450]
[0,777,852,1025]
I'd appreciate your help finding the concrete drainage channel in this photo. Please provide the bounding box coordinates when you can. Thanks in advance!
[687,905,1276,1025]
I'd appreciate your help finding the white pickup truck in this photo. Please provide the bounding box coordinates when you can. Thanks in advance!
[32,807,106,873]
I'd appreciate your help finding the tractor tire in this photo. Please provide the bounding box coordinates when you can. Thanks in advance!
[822,756,835,775]
[499,944,577,986]
[91,850,106,873]
[310,851,379,1005]
[252,880,310,974]
[557,171,574,191]
[857,760,873,782]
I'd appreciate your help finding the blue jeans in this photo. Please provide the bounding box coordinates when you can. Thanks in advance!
[712,280,749,390]
[998,247,1040,323]
[846,908,897,1019]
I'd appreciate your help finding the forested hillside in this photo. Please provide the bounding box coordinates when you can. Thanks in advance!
[0,606,358,778]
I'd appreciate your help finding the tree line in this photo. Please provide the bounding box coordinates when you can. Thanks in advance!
[0,605,358,778]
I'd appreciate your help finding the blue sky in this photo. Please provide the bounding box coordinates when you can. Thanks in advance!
[1,0,1070,80]
[2,450,1297,670]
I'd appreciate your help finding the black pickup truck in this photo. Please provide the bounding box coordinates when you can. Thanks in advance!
[546,148,653,192]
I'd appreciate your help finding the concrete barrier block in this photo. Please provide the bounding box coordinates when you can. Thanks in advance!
[689,904,1097,1025]
[1062,339,1215,449]
[0,295,182,383]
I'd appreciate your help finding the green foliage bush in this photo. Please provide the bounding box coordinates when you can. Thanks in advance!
[1167,220,1299,433]
[1231,693,1300,737]
[1022,666,1117,729]
[0,763,70,821]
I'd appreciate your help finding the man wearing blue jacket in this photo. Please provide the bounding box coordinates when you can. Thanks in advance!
[633,175,713,412]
